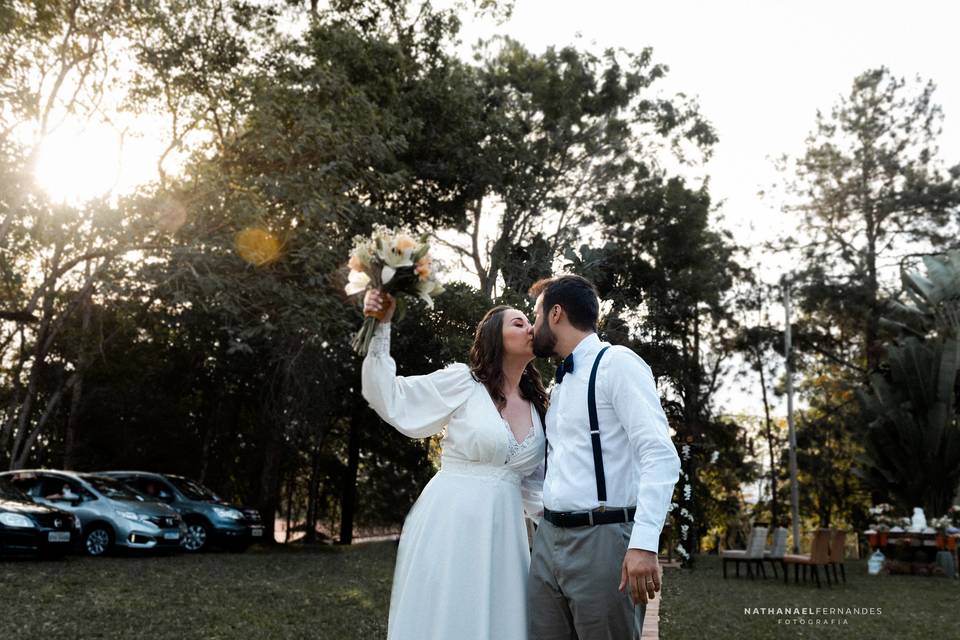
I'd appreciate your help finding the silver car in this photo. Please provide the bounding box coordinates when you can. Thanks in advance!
[0,470,186,556]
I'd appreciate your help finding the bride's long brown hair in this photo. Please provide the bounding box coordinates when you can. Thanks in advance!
[469,306,549,425]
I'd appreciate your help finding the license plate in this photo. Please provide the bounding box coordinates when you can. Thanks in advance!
[250,528,263,537]
[163,532,180,540]
[47,531,70,543]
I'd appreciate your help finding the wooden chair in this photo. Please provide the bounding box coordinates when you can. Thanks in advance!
[721,525,769,579]
[782,528,832,588]
[763,527,789,579]
[828,529,847,584]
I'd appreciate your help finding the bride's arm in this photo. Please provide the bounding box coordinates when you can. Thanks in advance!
[521,458,544,526]
[361,322,474,439]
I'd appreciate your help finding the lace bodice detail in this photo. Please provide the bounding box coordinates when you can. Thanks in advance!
[504,420,537,463]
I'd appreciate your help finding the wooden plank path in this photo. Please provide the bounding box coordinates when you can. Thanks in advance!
[643,560,681,639]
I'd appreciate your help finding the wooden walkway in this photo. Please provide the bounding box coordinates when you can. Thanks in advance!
[642,560,680,639]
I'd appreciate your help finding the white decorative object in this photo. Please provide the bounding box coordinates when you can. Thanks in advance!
[868,550,886,575]
[910,507,927,532]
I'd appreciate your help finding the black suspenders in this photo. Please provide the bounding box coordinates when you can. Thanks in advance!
[589,346,611,508]
[544,346,612,508]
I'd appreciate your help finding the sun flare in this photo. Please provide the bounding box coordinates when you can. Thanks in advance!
[33,123,125,205]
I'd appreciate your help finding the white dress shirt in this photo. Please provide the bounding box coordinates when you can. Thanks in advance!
[543,333,681,552]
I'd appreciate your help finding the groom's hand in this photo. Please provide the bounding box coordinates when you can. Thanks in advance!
[619,549,660,606]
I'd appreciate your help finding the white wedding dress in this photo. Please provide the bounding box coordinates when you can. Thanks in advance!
[362,323,544,640]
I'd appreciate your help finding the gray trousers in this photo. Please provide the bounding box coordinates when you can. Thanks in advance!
[528,519,645,640]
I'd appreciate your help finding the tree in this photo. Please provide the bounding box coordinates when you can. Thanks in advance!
[781,67,960,378]
[792,369,871,528]
[433,37,716,298]
[730,282,788,527]
[570,173,749,562]
[0,0,157,468]
[857,251,960,516]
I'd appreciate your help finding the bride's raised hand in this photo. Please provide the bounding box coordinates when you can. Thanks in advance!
[364,289,396,323]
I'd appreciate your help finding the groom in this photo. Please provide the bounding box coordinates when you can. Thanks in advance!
[527,275,681,640]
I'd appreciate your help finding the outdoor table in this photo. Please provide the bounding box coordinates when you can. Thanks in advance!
[864,530,959,577]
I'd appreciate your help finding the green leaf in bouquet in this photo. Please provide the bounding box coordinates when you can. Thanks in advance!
[411,243,430,261]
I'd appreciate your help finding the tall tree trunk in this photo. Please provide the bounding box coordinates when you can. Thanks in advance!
[304,444,322,544]
[63,272,93,470]
[284,469,296,544]
[754,346,779,525]
[257,421,286,545]
[338,414,362,545]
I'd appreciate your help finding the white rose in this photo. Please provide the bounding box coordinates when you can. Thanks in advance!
[344,270,371,296]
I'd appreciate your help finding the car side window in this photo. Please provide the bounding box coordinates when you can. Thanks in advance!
[8,476,40,497]
[39,477,88,502]
[132,477,175,502]
[157,481,175,501]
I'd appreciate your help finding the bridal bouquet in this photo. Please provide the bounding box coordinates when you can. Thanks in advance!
[344,225,444,355]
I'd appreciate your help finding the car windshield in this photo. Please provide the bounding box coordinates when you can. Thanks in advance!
[167,476,218,501]
[83,475,141,501]
[0,477,28,501]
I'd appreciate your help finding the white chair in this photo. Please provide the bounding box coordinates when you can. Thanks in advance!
[763,527,789,578]
[721,525,769,578]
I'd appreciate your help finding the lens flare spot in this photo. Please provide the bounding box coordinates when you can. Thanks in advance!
[155,197,187,233]
[235,227,281,266]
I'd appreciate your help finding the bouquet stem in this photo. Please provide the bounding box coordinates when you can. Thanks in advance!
[351,316,379,356]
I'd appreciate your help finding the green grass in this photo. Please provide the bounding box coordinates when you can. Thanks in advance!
[0,543,396,640]
[660,554,959,639]
[5,545,957,639]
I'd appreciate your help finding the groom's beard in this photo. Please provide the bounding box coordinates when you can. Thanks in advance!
[532,322,557,359]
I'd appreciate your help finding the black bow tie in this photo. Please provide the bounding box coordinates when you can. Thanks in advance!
[555,354,575,384]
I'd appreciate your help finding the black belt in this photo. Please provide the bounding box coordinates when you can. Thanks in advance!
[543,506,636,528]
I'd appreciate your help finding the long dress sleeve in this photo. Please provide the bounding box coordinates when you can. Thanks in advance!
[361,322,476,439]
[520,459,544,526]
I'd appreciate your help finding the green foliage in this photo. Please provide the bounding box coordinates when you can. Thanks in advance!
[783,67,960,376]
[857,250,960,515]
[0,0,748,545]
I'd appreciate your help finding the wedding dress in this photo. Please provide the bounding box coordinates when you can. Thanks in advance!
[362,323,544,640]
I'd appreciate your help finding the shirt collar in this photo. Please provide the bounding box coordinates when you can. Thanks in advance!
[569,333,602,369]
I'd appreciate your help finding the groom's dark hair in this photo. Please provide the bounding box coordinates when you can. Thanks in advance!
[529,275,599,332]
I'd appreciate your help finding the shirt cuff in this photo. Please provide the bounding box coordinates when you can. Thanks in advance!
[628,524,662,553]
[368,322,391,357]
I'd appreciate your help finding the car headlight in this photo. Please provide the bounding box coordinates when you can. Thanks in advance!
[213,507,243,520]
[116,510,148,523]
[72,515,82,530]
[0,513,36,528]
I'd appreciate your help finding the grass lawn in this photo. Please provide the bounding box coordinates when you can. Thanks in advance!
[660,554,959,639]
[0,542,397,640]
[5,544,958,639]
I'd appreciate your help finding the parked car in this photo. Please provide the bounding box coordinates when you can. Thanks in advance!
[102,471,264,552]
[0,476,80,559]
[0,470,185,557]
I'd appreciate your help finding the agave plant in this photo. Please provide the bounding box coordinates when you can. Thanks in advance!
[857,251,960,515]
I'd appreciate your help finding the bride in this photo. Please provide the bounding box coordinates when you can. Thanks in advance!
[361,289,547,640]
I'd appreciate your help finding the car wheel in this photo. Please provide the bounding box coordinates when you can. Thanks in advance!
[84,525,113,557]
[182,521,210,552]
